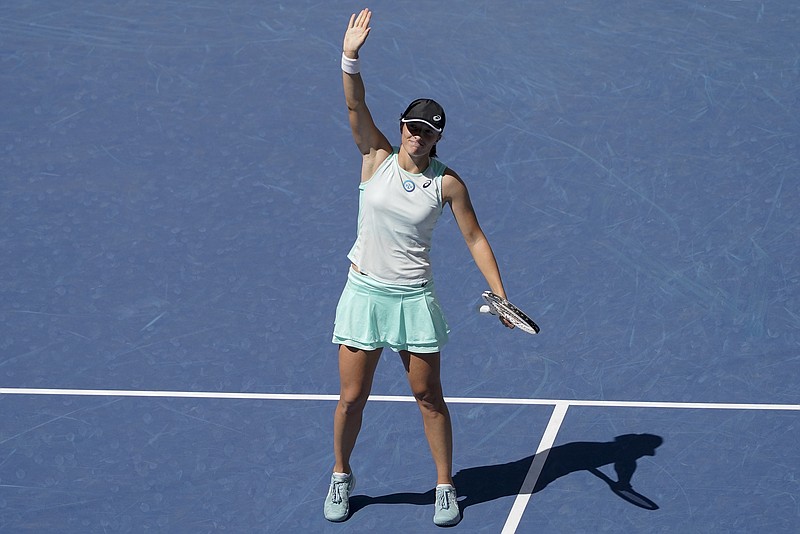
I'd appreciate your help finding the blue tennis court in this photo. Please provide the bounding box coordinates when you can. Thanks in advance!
[2,1,798,532]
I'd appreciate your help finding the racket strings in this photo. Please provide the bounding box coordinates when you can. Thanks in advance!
[485,295,539,335]
[499,308,538,334]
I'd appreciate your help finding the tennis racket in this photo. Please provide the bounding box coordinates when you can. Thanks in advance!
[479,291,540,335]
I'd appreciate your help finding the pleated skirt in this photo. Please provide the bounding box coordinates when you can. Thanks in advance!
[332,268,450,354]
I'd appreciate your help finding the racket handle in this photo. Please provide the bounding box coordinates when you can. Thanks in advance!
[479,304,491,314]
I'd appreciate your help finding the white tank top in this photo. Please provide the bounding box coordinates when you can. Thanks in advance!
[347,147,446,285]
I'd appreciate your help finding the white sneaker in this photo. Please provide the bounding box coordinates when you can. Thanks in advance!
[433,484,460,527]
[323,472,355,522]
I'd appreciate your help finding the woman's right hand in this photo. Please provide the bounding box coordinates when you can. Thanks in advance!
[343,8,372,59]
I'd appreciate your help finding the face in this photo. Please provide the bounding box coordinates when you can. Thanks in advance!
[401,121,441,157]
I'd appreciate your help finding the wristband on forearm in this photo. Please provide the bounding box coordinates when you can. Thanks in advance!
[341,53,360,75]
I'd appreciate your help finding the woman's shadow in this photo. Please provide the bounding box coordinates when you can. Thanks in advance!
[349,433,664,517]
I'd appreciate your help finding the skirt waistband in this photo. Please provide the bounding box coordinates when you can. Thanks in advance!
[348,267,432,295]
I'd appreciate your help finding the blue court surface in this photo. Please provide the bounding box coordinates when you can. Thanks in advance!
[2,1,798,532]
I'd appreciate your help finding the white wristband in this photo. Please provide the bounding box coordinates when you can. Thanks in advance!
[341,53,360,75]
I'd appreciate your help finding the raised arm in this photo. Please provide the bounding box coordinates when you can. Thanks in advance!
[342,9,391,180]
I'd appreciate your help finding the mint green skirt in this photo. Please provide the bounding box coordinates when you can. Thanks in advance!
[332,268,450,353]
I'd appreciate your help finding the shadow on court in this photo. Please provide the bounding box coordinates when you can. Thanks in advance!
[349,433,664,518]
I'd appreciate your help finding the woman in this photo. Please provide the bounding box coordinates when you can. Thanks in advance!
[324,8,511,527]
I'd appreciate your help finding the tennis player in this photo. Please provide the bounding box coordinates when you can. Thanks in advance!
[324,8,511,527]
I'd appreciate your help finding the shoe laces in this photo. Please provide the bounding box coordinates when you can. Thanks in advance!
[330,479,348,504]
[436,488,453,510]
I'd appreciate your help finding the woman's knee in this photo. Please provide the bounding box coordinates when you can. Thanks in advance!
[412,386,446,413]
[338,380,373,414]
[338,390,370,414]
[337,345,381,413]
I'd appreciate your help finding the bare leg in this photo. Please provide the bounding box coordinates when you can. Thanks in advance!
[400,350,454,485]
[333,345,382,474]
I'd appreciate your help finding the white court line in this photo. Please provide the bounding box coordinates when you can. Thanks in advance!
[1,387,798,534]
[502,403,569,534]
[1,387,799,411]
